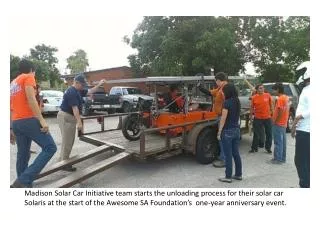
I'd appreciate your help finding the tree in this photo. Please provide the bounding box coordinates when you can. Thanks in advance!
[66,49,89,74]
[10,55,21,81]
[30,44,58,66]
[126,16,309,82]
[29,44,60,87]
[241,16,310,81]
[126,16,246,77]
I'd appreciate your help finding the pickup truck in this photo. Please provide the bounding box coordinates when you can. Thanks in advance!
[81,86,153,116]
[239,82,301,132]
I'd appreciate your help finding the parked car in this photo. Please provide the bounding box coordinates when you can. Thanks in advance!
[263,82,300,132]
[40,90,63,114]
[81,86,153,116]
[238,82,301,132]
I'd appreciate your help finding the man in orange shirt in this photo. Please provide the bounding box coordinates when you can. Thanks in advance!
[249,84,273,153]
[198,72,228,168]
[271,83,290,164]
[10,59,57,187]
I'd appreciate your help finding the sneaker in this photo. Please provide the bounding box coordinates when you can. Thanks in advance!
[269,159,283,164]
[10,179,29,188]
[249,149,258,153]
[212,160,225,168]
[265,149,272,154]
[232,175,243,181]
[219,177,232,183]
[61,166,77,172]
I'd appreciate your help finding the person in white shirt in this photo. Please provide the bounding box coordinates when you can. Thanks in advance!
[291,61,310,188]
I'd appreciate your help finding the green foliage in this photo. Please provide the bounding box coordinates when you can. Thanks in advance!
[10,55,20,81]
[66,49,89,74]
[126,16,310,81]
[127,16,245,77]
[30,44,58,66]
[260,64,294,83]
[29,44,60,87]
[241,16,309,78]
[10,44,60,87]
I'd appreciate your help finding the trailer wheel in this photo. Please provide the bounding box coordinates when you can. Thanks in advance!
[122,114,142,141]
[195,127,216,164]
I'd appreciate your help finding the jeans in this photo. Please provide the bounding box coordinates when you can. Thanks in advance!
[294,131,310,188]
[221,128,242,178]
[272,124,286,162]
[12,117,57,187]
[251,118,272,151]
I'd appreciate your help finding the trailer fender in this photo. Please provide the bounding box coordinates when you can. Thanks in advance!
[185,121,218,155]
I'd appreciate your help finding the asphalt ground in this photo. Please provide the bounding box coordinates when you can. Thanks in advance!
[10,114,299,188]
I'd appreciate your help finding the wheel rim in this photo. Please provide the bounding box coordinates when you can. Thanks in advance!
[126,118,141,137]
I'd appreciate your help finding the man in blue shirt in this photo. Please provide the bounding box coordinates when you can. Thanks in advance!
[291,61,310,188]
[57,74,106,171]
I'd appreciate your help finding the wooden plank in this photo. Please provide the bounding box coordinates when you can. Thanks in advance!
[45,152,131,188]
[36,145,112,179]
[80,135,127,152]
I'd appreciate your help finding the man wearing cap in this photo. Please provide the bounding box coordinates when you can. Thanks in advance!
[57,74,106,171]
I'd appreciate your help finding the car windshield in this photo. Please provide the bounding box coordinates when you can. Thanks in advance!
[123,88,142,95]
[41,91,63,97]
[263,84,292,96]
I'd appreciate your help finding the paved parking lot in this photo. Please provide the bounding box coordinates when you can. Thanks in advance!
[10,114,299,188]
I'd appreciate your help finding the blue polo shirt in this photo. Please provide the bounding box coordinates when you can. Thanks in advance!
[60,86,88,115]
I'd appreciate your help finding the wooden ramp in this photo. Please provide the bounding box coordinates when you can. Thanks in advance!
[36,145,113,179]
[45,152,131,188]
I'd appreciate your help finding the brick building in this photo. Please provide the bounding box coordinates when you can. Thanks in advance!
[61,66,150,93]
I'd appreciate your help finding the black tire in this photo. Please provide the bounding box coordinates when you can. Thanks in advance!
[286,111,295,133]
[122,114,142,141]
[122,102,131,113]
[195,127,217,164]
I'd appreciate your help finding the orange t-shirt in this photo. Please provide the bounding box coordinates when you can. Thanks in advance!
[209,82,226,115]
[170,92,184,109]
[251,92,272,119]
[272,94,290,127]
[10,73,36,120]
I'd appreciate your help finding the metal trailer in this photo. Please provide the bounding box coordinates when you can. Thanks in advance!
[37,75,253,188]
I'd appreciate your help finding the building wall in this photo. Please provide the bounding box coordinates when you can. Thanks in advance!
[61,66,170,95]
[84,67,151,93]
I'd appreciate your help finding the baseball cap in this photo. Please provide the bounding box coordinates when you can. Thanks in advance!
[74,74,88,87]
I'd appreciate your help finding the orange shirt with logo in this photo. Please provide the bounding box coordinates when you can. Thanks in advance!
[273,94,290,127]
[209,82,226,115]
[251,92,272,119]
[10,73,36,120]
